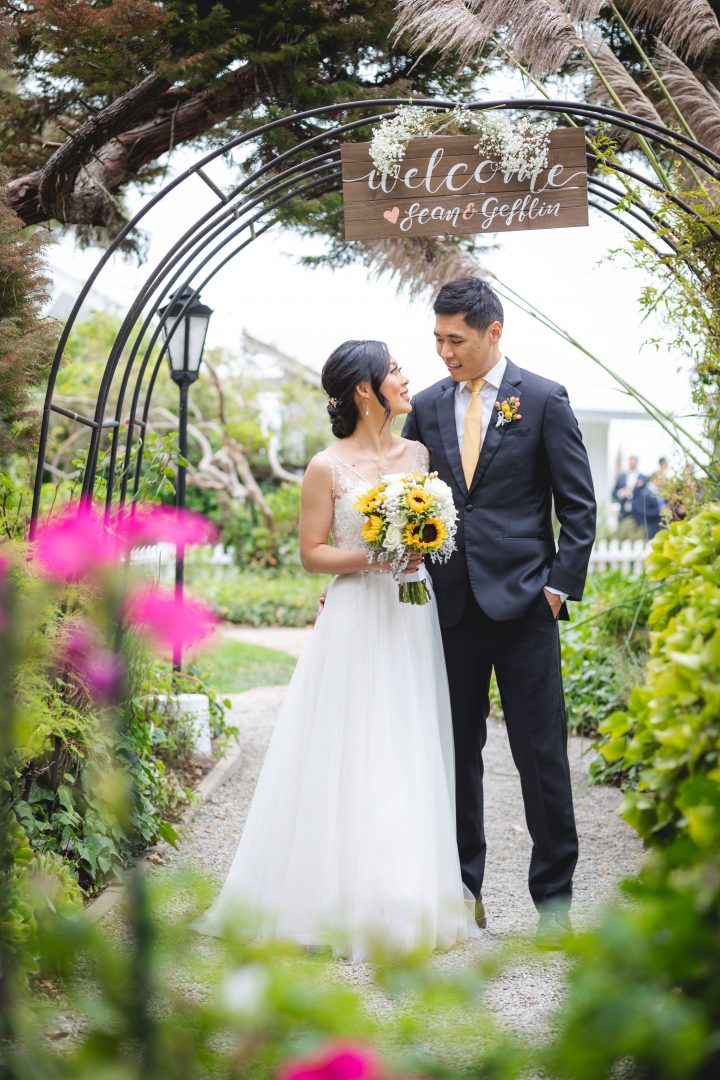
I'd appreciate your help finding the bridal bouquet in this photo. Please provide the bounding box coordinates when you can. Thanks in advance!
[352,471,457,604]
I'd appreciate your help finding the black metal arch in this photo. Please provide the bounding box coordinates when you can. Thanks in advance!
[29,95,720,533]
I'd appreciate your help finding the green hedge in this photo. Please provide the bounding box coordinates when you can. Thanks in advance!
[599,504,720,847]
[560,570,652,768]
[187,564,330,626]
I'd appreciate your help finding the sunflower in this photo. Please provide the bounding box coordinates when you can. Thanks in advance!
[353,485,386,515]
[402,517,447,552]
[362,514,384,543]
[405,487,433,513]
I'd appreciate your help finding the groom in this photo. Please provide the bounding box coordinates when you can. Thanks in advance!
[403,277,596,943]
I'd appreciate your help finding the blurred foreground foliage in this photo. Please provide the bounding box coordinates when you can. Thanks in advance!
[1,499,719,1078]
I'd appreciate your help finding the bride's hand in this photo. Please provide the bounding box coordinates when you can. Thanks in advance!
[316,586,329,618]
[401,552,425,574]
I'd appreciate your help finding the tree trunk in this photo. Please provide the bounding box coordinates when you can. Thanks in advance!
[2,63,275,227]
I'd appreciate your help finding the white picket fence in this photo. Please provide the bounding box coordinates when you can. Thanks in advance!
[129,542,232,582]
[130,537,651,582]
[588,538,650,575]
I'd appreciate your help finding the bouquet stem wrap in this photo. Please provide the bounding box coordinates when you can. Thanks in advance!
[398,565,429,605]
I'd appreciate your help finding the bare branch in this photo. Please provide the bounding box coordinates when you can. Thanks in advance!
[3,62,273,227]
[38,72,171,223]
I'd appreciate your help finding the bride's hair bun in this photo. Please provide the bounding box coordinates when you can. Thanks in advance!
[321,340,391,439]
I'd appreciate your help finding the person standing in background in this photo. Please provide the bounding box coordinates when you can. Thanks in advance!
[612,454,643,522]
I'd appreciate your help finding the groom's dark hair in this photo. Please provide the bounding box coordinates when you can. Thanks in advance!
[434,277,504,332]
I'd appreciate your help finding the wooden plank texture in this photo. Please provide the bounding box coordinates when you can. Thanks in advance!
[341,128,589,240]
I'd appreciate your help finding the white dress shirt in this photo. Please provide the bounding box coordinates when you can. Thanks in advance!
[454,356,568,608]
[454,356,507,449]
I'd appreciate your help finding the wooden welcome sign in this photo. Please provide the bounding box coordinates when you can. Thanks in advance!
[340,128,588,240]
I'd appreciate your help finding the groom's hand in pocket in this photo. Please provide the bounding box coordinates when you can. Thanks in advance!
[543,588,563,619]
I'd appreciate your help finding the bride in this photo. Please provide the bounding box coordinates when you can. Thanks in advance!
[194,339,477,960]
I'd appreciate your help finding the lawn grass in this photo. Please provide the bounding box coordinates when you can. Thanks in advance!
[189,638,298,693]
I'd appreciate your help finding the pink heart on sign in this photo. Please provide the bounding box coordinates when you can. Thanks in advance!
[383,206,400,225]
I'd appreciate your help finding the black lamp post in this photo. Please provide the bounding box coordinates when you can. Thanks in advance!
[158,287,213,670]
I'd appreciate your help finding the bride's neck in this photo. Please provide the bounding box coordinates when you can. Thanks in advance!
[350,417,394,454]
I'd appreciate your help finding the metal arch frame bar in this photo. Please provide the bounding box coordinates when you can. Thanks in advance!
[120,168,341,503]
[81,100,720,484]
[30,96,720,532]
[99,120,717,502]
[586,177,692,262]
[72,111,392,502]
[104,159,342,506]
[98,143,718,506]
[127,177,342,500]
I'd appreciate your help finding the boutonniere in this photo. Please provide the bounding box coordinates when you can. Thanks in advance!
[494,395,522,429]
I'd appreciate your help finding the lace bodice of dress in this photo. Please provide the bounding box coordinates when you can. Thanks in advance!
[321,443,430,551]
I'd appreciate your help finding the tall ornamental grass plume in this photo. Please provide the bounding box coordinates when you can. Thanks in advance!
[0,164,55,463]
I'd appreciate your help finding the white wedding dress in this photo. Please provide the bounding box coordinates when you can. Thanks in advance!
[194,445,477,960]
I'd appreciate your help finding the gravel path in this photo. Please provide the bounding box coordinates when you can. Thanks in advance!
[155,661,644,1041]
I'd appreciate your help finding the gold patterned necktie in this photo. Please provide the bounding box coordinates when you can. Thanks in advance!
[461,377,486,488]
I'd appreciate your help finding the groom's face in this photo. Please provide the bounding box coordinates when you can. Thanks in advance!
[434,313,502,382]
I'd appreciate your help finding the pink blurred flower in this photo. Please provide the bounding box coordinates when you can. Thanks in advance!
[34,502,121,581]
[124,586,218,654]
[115,505,218,550]
[279,1044,380,1080]
[61,619,124,703]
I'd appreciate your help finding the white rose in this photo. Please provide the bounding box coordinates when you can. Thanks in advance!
[428,477,452,501]
[383,481,404,501]
[383,524,403,550]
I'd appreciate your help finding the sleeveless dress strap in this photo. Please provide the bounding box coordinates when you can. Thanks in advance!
[413,442,430,472]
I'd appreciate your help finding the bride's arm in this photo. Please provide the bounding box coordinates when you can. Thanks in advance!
[299,455,371,575]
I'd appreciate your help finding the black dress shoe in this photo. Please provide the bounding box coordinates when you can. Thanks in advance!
[474,896,487,929]
[536,906,572,949]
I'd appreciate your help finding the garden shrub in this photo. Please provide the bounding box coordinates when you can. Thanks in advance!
[542,841,720,1080]
[4,561,233,895]
[12,653,233,895]
[598,505,720,847]
[187,564,330,626]
[560,569,652,761]
[223,482,303,569]
[0,811,82,997]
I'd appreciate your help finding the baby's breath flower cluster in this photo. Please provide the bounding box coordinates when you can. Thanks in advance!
[369,106,435,178]
[352,471,458,605]
[473,115,553,183]
[369,105,553,182]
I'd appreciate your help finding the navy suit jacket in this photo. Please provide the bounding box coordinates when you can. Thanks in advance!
[402,359,596,627]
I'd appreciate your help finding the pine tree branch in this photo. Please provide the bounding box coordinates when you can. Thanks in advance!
[2,61,275,228]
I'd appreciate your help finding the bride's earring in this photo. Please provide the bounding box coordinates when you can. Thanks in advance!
[364,403,369,417]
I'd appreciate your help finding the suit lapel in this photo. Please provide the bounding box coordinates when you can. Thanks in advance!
[468,359,523,494]
[435,380,466,494]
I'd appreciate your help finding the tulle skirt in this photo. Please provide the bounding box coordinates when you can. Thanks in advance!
[194,570,477,960]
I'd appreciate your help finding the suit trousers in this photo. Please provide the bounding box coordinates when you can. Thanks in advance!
[440,581,578,909]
